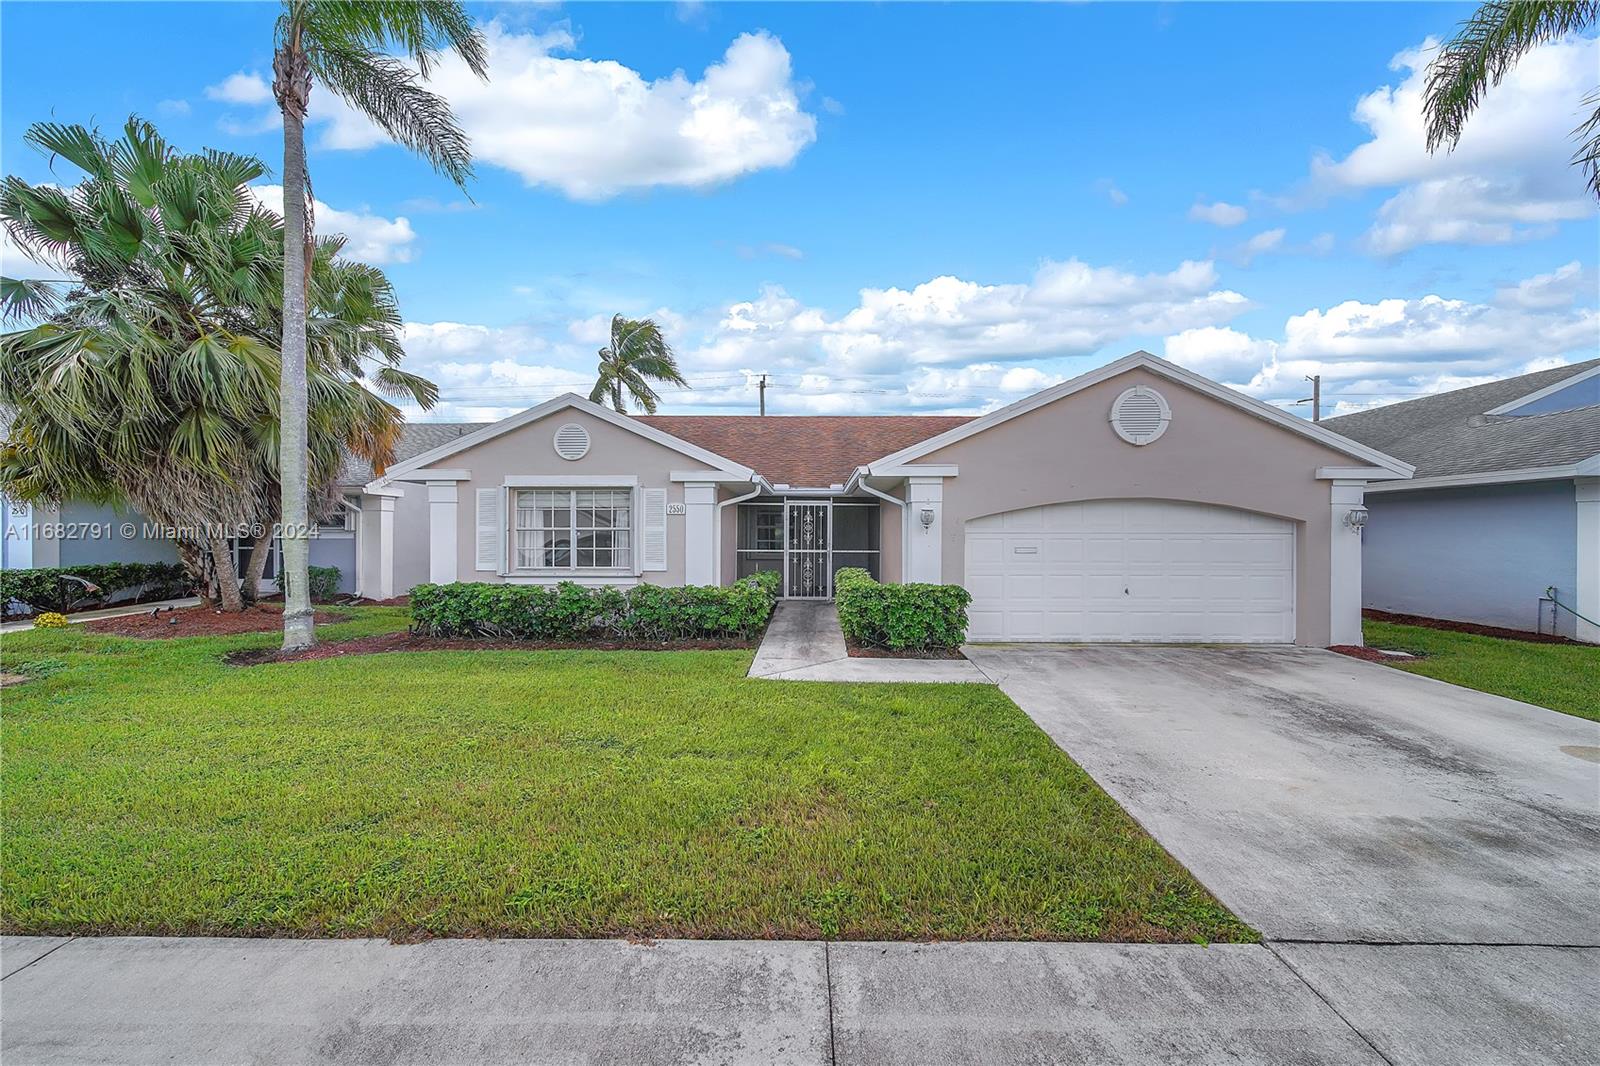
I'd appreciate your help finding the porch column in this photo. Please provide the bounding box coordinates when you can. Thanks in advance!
[683,482,717,586]
[1576,477,1599,644]
[907,476,944,584]
[427,481,459,585]
[360,493,395,600]
[1329,480,1366,647]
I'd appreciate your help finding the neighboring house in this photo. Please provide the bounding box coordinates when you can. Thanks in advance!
[1324,359,1600,644]
[351,351,1411,646]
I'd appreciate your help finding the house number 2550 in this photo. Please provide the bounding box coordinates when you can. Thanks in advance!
[665,503,686,515]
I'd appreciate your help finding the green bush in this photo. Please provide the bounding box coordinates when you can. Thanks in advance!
[307,566,341,602]
[410,571,781,643]
[833,567,972,651]
[0,562,191,615]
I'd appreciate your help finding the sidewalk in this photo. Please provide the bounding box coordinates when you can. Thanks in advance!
[5,935,1591,1064]
[0,596,200,635]
[748,601,992,683]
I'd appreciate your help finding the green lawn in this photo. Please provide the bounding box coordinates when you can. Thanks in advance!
[1363,619,1600,721]
[0,608,1251,944]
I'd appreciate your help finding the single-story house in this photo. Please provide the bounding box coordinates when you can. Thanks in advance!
[1324,359,1599,644]
[339,351,1411,646]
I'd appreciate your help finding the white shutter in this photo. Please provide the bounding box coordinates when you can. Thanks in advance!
[641,488,667,572]
[475,488,500,572]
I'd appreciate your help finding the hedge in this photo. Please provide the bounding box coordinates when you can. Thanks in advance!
[0,562,191,615]
[410,570,781,643]
[833,567,972,651]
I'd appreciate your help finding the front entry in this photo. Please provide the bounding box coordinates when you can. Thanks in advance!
[785,502,829,598]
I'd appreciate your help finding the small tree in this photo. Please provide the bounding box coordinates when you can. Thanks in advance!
[589,314,690,414]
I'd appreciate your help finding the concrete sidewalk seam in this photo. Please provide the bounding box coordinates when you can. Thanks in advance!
[823,941,838,1066]
[1264,941,1398,1066]
[1268,938,1600,949]
[0,936,75,982]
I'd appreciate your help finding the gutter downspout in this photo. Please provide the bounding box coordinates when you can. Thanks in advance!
[856,469,907,584]
[714,479,766,585]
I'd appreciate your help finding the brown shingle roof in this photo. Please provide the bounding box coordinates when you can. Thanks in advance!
[634,414,974,488]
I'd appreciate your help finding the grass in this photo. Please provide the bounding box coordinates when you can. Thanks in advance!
[1363,619,1600,721]
[0,608,1252,944]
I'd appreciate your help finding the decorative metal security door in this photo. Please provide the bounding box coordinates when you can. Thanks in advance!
[785,502,830,598]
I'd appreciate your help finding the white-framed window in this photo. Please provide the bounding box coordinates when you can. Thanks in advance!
[514,488,632,571]
[314,498,356,536]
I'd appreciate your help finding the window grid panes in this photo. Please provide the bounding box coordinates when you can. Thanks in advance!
[515,489,631,571]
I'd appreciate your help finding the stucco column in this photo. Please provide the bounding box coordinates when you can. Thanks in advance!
[683,482,716,586]
[360,493,395,600]
[427,481,459,585]
[1576,477,1599,644]
[907,476,944,584]
[1329,480,1366,646]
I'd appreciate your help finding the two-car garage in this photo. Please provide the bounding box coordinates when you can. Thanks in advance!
[962,499,1297,643]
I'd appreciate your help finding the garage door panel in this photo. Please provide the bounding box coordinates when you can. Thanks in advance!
[964,499,1295,644]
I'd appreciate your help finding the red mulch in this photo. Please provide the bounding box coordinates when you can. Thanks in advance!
[85,603,350,639]
[846,641,967,660]
[226,630,756,666]
[1363,608,1581,645]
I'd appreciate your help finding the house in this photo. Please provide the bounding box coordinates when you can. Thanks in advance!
[1324,359,1600,644]
[353,351,1412,646]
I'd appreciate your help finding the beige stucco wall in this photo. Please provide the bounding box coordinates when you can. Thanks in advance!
[404,408,702,587]
[918,367,1356,645]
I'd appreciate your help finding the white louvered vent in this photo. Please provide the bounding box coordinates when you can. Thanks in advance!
[553,422,590,460]
[1109,386,1171,446]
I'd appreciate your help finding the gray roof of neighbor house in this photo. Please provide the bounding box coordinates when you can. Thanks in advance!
[338,422,491,485]
[1322,359,1600,480]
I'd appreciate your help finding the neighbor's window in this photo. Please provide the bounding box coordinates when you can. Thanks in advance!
[514,489,631,570]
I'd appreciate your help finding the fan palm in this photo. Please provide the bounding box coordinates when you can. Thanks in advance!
[0,118,434,611]
[272,0,487,647]
[1424,1,1600,199]
[589,314,690,414]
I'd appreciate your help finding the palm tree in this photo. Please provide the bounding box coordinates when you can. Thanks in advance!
[1424,1,1600,199]
[1,118,434,611]
[589,314,690,414]
[272,1,487,648]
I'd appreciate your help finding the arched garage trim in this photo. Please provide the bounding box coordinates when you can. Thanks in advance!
[963,498,1299,644]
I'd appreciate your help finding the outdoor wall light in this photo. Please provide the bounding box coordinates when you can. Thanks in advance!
[919,507,936,529]
[1344,507,1369,532]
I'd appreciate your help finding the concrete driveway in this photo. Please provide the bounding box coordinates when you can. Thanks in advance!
[963,644,1600,945]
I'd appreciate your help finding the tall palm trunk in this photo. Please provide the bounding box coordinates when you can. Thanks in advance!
[241,530,275,605]
[276,33,315,650]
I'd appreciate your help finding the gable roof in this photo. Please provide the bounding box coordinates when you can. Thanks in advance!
[1323,358,1600,481]
[634,414,974,488]
[338,422,491,485]
[370,393,755,486]
[871,351,1414,476]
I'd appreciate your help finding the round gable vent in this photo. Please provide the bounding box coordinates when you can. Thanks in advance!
[553,422,590,460]
[1109,386,1171,446]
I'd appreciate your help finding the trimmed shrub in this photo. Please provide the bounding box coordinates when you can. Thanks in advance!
[410,571,781,643]
[307,566,342,602]
[833,567,972,651]
[0,562,191,616]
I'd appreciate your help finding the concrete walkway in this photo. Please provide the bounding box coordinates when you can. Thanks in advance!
[15,935,1591,1065]
[748,601,992,683]
[0,596,200,635]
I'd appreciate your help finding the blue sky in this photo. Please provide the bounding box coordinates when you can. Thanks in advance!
[3,1,1596,420]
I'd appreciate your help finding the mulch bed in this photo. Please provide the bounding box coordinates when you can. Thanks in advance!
[226,630,756,666]
[85,603,350,639]
[1363,608,1582,646]
[846,641,967,660]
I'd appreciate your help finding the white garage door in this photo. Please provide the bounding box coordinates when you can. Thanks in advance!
[964,499,1295,643]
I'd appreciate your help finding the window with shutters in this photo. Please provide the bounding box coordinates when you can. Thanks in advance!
[513,488,631,571]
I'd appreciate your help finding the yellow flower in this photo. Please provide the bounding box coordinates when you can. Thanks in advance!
[33,612,68,629]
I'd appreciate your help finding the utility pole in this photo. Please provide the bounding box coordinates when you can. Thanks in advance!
[1304,374,1321,422]
[758,374,768,416]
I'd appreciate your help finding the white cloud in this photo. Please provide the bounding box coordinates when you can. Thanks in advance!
[1189,200,1248,226]
[1096,178,1129,206]
[157,99,191,117]
[205,71,272,105]
[249,185,417,265]
[1234,227,1286,265]
[1164,264,1599,412]
[734,241,804,260]
[1313,35,1597,253]
[312,22,818,200]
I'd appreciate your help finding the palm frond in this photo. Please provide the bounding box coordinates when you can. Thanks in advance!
[309,46,475,187]
[0,277,65,323]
